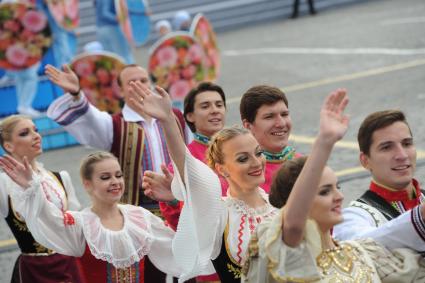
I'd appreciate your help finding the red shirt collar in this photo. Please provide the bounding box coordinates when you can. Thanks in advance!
[370,179,422,208]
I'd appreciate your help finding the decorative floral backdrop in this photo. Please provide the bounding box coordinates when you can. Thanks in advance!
[0,2,51,70]
[71,52,125,114]
[191,14,220,82]
[149,34,206,102]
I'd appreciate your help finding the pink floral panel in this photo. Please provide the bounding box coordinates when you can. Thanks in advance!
[190,14,220,82]
[148,33,207,102]
[70,51,126,114]
[0,2,52,70]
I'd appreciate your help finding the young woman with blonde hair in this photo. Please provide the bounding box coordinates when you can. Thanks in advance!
[0,115,83,282]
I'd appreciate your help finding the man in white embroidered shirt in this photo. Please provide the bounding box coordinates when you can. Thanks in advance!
[333,110,425,251]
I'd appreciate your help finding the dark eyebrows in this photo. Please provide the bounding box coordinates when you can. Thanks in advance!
[377,137,413,149]
[376,140,393,148]
[320,184,333,189]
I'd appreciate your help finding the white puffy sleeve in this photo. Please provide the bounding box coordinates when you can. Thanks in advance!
[171,149,226,281]
[47,92,113,150]
[334,205,425,251]
[58,170,81,211]
[0,173,10,217]
[242,211,321,283]
[9,174,86,256]
[144,209,183,277]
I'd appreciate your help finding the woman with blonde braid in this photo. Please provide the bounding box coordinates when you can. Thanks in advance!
[125,81,278,282]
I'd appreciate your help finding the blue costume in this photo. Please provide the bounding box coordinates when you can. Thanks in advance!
[95,0,135,64]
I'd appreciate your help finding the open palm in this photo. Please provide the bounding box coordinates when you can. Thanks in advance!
[127,82,174,121]
[319,89,349,144]
[143,165,175,202]
[0,156,33,189]
[45,64,80,93]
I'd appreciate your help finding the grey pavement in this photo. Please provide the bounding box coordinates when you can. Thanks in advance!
[1,0,425,280]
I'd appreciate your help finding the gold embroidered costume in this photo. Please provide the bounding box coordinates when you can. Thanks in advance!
[242,209,425,283]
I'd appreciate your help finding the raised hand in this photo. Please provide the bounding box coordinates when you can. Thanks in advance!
[127,81,174,122]
[143,165,175,202]
[45,64,80,94]
[0,155,33,189]
[318,88,349,145]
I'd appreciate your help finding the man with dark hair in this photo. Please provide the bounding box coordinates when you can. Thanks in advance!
[183,82,226,134]
[334,110,425,250]
[240,85,301,192]
[45,64,188,212]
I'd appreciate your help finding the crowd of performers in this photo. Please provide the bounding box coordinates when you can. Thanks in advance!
[1,60,425,283]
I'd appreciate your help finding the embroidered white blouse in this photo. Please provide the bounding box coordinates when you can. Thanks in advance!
[0,163,80,218]
[9,172,201,282]
[171,149,278,274]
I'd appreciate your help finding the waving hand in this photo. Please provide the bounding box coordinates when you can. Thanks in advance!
[45,64,80,94]
[0,155,33,189]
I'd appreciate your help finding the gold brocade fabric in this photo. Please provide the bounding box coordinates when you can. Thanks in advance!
[316,244,373,283]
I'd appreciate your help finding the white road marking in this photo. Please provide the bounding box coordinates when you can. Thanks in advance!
[223,47,425,56]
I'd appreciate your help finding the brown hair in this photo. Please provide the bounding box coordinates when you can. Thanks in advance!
[269,156,307,208]
[358,110,411,155]
[184,82,226,133]
[0,115,30,153]
[240,85,288,123]
[207,126,250,170]
[80,151,118,180]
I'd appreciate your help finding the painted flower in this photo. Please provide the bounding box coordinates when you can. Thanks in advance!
[101,87,114,99]
[96,68,111,86]
[169,80,191,101]
[187,44,203,65]
[182,64,196,79]
[26,43,42,57]
[4,20,21,33]
[0,38,12,50]
[167,70,180,85]
[21,10,47,33]
[19,29,35,41]
[5,44,29,66]
[156,46,178,67]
